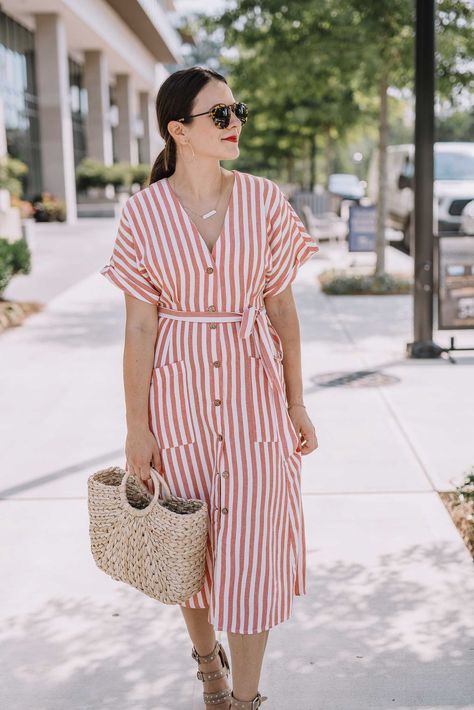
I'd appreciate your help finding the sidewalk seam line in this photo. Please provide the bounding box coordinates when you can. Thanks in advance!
[322,291,437,491]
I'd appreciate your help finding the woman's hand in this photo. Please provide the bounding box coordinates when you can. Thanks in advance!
[125,426,162,494]
[288,405,318,455]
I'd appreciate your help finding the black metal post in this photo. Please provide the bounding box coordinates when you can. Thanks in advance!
[407,0,443,357]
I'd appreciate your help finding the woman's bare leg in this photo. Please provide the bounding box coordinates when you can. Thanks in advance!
[226,629,270,702]
[180,606,231,708]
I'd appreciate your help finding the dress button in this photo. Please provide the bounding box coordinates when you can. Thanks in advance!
[214,399,221,406]
[208,305,216,312]
[209,323,217,329]
[221,507,228,514]
[217,433,223,441]
[221,471,229,478]
[206,266,214,274]
[213,360,221,367]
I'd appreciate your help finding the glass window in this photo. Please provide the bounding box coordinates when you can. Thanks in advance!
[0,9,42,200]
[68,56,87,168]
[435,151,474,181]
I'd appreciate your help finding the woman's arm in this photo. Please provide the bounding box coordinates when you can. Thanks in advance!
[264,285,318,455]
[123,295,162,491]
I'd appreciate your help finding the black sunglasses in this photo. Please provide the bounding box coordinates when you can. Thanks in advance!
[177,102,249,129]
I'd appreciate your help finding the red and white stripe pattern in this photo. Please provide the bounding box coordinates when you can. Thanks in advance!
[100,170,319,633]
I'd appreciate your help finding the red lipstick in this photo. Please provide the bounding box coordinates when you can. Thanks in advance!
[223,136,238,142]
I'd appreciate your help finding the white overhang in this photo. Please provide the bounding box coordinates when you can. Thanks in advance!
[2,0,183,91]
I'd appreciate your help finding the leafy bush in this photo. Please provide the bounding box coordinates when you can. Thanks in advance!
[32,192,66,222]
[0,154,29,198]
[10,237,32,274]
[131,164,151,188]
[76,158,108,192]
[104,162,133,189]
[75,158,151,192]
[319,269,413,295]
[0,237,31,296]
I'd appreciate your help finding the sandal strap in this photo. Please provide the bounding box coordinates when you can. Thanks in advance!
[191,640,220,664]
[203,687,232,705]
[192,641,231,677]
[230,691,268,710]
[197,666,228,682]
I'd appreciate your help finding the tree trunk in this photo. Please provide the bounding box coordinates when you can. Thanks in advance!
[287,154,295,183]
[309,133,317,192]
[324,127,333,189]
[375,75,388,276]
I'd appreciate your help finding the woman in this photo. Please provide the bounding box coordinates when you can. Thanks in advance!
[101,66,319,710]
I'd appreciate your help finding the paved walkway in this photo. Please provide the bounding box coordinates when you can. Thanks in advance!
[1,221,473,709]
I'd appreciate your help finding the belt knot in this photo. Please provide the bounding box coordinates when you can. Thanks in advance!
[239,305,263,340]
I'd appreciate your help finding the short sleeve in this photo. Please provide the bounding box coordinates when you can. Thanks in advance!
[100,203,161,306]
[263,180,319,299]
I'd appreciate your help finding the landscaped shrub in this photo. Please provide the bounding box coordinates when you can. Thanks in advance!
[131,164,151,188]
[103,162,133,189]
[0,237,32,297]
[10,236,32,274]
[76,158,108,192]
[0,154,29,198]
[75,158,151,193]
[319,269,413,295]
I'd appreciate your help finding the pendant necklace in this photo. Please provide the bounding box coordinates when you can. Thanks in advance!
[170,170,224,220]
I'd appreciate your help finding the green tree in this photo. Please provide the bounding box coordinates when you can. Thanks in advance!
[200,0,363,187]
[183,0,473,277]
[350,0,473,275]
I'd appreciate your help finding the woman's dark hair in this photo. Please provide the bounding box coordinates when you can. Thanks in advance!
[148,66,228,185]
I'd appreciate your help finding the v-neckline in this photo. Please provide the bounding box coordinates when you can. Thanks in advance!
[165,169,238,261]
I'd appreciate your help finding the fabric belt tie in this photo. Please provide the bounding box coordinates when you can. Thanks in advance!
[157,305,299,460]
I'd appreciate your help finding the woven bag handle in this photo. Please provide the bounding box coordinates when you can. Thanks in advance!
[119,467,172,516]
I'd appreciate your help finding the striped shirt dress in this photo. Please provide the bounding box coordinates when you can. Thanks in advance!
[100,169,319,634]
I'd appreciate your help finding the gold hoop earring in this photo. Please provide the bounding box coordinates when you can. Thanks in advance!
[181,141,195,164]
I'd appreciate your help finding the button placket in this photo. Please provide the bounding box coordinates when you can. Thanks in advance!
[208,309,228,519]
[204,258,229,521]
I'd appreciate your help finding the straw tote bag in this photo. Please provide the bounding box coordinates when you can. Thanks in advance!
[87,465,209,604]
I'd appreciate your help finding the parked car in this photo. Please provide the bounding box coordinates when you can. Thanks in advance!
[461,199,474,235]
[328,173,365,202]
[367,142,474,253]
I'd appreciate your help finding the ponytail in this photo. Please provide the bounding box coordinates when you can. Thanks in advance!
[148,135,176,185]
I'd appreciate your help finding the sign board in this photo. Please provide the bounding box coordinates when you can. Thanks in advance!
[348,205,377,252]
[437,236,474,330]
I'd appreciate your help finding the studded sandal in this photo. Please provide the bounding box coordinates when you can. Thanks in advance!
[229,690,268,709]
[191,639,232,707]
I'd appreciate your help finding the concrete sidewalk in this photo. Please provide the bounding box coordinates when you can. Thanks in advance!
[1,222,473,710]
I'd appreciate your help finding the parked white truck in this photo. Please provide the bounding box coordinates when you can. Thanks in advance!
[367,142,474,253]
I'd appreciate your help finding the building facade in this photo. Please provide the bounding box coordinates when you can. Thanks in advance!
[0,0,184,222]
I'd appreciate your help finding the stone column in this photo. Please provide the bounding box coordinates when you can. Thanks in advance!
[139,90,162,166]
[84,50,113,165]
[115,74,137,164]
[33,13,77,223]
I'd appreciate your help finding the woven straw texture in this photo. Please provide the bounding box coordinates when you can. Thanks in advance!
[87,466,209,604]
